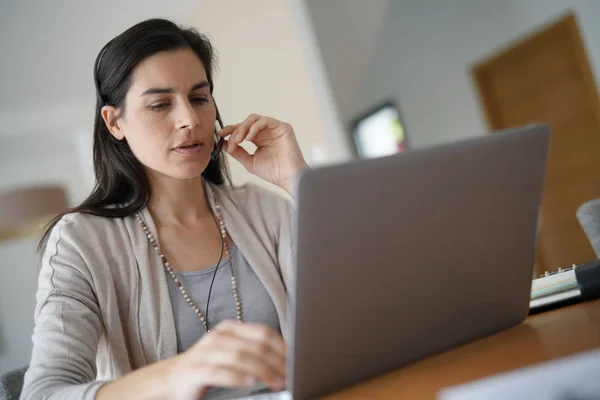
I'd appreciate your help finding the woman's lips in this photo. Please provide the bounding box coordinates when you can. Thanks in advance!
[173,143,203,154]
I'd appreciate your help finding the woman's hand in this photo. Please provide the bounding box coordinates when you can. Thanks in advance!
[97,321,286,400]
[218,114,308,195]
[164,320,286,399]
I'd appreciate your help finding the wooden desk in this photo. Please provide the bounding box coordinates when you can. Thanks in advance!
[322,299,600,399]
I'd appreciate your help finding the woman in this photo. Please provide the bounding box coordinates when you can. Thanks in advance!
[22,18,307,400]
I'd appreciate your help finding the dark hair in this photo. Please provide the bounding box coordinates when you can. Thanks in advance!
[38,18,230,253]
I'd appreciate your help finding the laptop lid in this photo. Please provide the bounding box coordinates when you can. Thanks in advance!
[288,124,550,399]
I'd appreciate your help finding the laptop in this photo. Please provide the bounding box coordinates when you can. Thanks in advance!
[221,123,550,400]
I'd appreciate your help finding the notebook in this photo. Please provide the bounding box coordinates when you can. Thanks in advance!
[529,265,581,310]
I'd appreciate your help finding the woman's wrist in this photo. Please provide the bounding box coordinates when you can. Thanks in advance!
[96,356,177,400]
[279,161,309,197]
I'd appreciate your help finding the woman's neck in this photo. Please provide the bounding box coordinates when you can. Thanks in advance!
[146,172,211,227]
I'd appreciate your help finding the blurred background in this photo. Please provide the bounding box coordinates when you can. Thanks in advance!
[2,0,600,375]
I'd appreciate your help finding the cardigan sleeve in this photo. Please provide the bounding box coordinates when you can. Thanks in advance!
[21,216,108,400]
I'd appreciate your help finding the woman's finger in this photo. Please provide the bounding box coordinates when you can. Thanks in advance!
[201,332,285,390]
[190,364,257,390]
[246,117,269,142]
[230,114,262,146]
[225,140,254,172]
[217,124,239,138]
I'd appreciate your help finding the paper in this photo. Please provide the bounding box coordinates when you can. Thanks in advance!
[529,288,581,308]
[438,348,600,400]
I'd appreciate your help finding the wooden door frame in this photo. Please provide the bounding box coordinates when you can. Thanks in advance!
[471,11,600,276]
[472,11,600,131]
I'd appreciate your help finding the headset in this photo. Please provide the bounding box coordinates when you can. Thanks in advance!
[211,104,226,161]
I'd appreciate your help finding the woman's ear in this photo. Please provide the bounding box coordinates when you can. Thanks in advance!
[101,105,125,140]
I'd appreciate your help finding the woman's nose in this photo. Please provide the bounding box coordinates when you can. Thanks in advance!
[175,100,200,130]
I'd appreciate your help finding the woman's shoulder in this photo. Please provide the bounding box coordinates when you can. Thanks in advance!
[44,211,133,259]
[41,210,140,279]
[51,210,128,237]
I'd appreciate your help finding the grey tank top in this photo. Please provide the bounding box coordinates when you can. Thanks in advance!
[166,243,281,353]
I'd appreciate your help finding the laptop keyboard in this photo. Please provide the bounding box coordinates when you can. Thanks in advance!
[209,383,290,400]
[238,390,291,399]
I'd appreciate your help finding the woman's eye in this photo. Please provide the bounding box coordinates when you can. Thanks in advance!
[191,97,208,105]
[148,103,170,111]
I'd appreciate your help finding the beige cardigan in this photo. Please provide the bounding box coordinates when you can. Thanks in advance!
[21,183,295,400]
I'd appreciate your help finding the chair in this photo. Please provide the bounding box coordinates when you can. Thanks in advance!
[0,366,27,400]
[576,198,600,257]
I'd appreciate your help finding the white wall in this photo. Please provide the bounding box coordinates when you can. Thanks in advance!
[335,0,600,149]
[185,0,332,193]
[302,0,391,158]
[304,0,391,126]
[0,0,199,119]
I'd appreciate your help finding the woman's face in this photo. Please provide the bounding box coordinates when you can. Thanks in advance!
[102,48,217,181]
